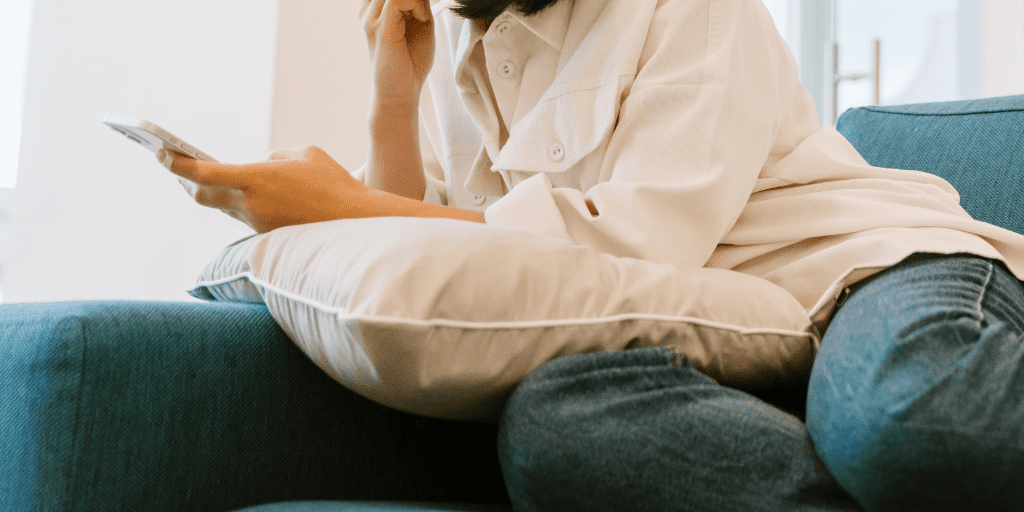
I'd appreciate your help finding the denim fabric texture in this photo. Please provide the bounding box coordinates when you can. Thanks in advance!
[497,346,862,512]
[807,254,1024,511]
[0,301,509,512]
[837,95,1024,233]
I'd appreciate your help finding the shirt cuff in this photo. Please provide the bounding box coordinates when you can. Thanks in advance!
[353,162,445,206]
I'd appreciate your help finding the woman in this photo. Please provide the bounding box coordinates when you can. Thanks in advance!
[157,0,1024,509]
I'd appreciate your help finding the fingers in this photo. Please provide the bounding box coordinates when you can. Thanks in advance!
[363,0,427,25]
[365,0,430,47]
[159,145,329,185]
[158,148,236,188]
[158,148,252,188]
[360,0,386,21]
[162,144,337,202]
[380,0,409,45]
[362,0,387,37]
[390,0,429,25]
[176,175,239,209]
[193,186,244,210]
[407,0,430,23]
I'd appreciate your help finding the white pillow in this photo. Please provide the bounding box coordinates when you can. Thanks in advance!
[191,217,817,421]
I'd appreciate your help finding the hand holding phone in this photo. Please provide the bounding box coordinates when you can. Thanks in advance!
[103,114,218,162]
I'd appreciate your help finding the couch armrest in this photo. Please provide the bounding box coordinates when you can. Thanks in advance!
[0,301,508,512]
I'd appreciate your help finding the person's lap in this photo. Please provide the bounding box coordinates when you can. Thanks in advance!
[497,253,1024,511]
[497,346,862,511]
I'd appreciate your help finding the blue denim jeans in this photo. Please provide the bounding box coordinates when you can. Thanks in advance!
[497,349,860,512]
[498,254,1024,511]
[807,254,1024,510]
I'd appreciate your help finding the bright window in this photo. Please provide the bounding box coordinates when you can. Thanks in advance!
[0,1,35,188]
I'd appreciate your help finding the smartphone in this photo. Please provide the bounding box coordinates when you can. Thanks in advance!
[103,114,218,162]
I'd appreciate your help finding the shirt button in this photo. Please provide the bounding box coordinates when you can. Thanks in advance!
[495,21,513,36]
[497,61,516,79]
[473,195,487,206]
[548,142,565,162]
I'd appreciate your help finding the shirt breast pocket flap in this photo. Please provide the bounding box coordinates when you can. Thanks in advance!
[492,80,622,175]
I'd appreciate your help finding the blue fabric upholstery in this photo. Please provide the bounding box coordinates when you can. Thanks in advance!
[0,301,509,512]
[837,95,1024,234]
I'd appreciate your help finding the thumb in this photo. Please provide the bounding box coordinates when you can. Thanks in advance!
[157,148,248,188]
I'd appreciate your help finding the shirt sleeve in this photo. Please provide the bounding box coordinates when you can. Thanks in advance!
[485,0,805,270]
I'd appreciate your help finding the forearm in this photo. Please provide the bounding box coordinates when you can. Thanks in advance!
[363,188,485,223]
[362,103,483,221]
[365,99,427,200]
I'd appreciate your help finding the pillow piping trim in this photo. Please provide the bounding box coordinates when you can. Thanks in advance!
[192,272,817,339]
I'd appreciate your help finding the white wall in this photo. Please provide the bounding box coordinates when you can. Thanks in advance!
[269,1,371,171]
[3,0,374,304]
[3,0,280,303]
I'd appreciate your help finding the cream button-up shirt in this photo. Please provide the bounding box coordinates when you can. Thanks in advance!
[415,0,1024,327]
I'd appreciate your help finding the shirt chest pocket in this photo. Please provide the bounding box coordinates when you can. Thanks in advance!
[492,78,625,181]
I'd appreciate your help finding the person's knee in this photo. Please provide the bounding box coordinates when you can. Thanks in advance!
[806,399,911,510]
[499,349,843,511]
[496,359,609,511]
[808,376,1024,511]
[497,357,608,486]
[496,369,561,480]
[497,349,709,510]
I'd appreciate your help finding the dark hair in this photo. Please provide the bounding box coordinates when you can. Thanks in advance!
[449,0,563,21]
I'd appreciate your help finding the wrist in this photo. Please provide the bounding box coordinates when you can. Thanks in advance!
[364,95,425,200]
[368,101,419,135]
[369,92,419,116]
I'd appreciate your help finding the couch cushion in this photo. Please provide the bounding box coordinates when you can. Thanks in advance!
[837,94,1024,235]
[0,301,509,512]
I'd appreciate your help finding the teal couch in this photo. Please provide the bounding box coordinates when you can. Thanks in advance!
[3,95,1023,512]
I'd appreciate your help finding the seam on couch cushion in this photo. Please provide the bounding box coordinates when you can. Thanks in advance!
[854,96,1024,117]
[29,313,87,512]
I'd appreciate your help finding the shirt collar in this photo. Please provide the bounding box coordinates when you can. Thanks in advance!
[509,0,573,52]
[453,0,573,92]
